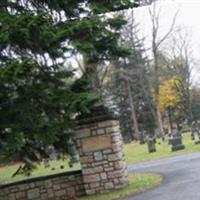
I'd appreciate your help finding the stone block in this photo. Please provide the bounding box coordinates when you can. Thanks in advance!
[66,187,75,197]
[27,188,40,200]
[84,184,90,189]
[112,144,123,153]
[30,183,35,188]
[107,170,124,179]
[105,126,120,134]
[83,166,103,174]
[62,182,71,189]
[97,128,105,135]
[118,176,129,185]
[18,184,28,191]
[8,194,16,200]
[105,182,114,189]
[90,182,100,188]
[47,189,54,198]
[114,160,126,169]
[91,129,97,135]
[111,131,121,137]
[76,177,84,185]
[107,152,123,161]
[111,136,122,143]
[98,120,119,128]
[68,175,75,181]
[104,164,109,168]
[100,173,107,180]
[95,187,105,193]
[88,123,98,129]
[40,188,47,193]
[2,188,9,195]
[40,193,48,200]
[102,149,112,154]
[53,184,61,191]
[113,178,119,184]
[55,189,66,197]
[1,195,8,200]
[35,181,43,187]
[82,164,88,168]
[10,188,19,193]
[83,174,100,183]
[45,180,52,188]
[15,191,26,199]
[94,151,103,161]
[86,189,96,195]
[80,155,94,163]
[92,160,108,167]
[112,141,123,148]
[109,162,114,166]
[103,154,108,159]
[76,128,91,138]
[104,167,114,171]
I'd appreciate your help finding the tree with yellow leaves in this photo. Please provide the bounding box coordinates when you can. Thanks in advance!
[159,76,181,131]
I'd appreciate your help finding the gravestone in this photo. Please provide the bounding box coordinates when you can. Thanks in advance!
[146,135,156,153]
[75,106,128,195]
[139,131,146,144]
[170,129,185,151]
[168,133,172,145]
[194,131,200,144]
[191,122,200,144]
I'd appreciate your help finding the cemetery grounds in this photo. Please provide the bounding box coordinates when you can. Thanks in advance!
[0,132,199,185]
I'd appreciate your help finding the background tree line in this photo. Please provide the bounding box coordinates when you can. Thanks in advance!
[89,2,199,143]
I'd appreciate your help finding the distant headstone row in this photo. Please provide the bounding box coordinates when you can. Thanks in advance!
[143,122,200,153]
[191,121,200,144]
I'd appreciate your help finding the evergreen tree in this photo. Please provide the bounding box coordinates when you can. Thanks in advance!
[105,11,155,142]
[0,0,140,171]
[191,87,200,121]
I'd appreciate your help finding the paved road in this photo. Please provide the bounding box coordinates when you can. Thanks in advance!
[126,152,200,200]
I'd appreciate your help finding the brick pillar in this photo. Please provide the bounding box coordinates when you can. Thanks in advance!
[75,107,128,195]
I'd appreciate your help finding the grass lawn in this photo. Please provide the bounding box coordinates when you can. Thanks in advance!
[0,132,199,184]
[0,160,81,184]
[78,173,162,200]
[125,132,200,164]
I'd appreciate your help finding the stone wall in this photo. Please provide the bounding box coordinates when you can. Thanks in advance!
[76,119,128,195]
[0,110,128,199]
[0,170,85,200]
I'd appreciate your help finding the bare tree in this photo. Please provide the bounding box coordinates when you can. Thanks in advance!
[164,29,194,124]
[149,1,179,135]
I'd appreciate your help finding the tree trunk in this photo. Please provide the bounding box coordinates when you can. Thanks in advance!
[155,103,164,136]
[168,107,173,133]
[153,48,165,137]
[125,78,140,139]
[186,81,193,125]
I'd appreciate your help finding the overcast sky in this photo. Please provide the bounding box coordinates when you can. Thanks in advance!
[132,0,200,85]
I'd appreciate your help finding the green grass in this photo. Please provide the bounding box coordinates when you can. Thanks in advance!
[0,160,81,184]
[78,173,162,200]
[125,132,200,164]
[1,132,199,184]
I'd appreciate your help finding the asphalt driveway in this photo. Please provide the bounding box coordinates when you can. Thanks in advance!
[126,152,200,200]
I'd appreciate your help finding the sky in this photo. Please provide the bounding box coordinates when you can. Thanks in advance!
[132,0,200,85]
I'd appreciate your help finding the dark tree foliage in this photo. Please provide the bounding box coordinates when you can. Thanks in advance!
[112,50,155,142]
[0,0,139,171]
[106,12,156,143]
[191,87,200,121]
